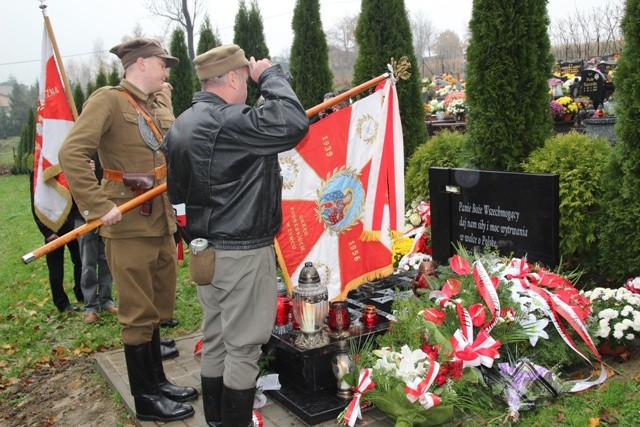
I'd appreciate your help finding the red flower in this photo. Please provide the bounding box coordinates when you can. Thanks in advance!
[450,255,471,276]
[468,304,487,327]
[422,307,446,326]
[421,343,439,360]
[443,278,462,296]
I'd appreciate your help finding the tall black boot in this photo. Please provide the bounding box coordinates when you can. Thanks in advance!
[221,385,256,427]
[202,376,223,427]
[151,328,198,402]
[124,342,194,422]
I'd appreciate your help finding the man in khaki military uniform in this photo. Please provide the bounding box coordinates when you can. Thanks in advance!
[59,38,197,422]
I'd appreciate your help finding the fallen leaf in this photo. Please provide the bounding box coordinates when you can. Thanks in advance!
[599,408,617,424]
[44,415,56,426]
[588,417,600,427]
[557,412,565,422]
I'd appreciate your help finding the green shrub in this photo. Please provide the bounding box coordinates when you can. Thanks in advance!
[522,131,611,269]
[598,145,640,283]
[405,130,468,203]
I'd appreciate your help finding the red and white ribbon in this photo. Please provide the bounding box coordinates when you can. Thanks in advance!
[451,328,501,369]
[344,368,376,427]
[404,358,442,408]
[473,261,501,332]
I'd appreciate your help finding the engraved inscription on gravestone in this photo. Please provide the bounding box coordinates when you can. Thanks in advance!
[580,69,607,108]
[429,168,560,267]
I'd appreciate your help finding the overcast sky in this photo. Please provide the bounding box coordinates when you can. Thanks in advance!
[1,0,609,85]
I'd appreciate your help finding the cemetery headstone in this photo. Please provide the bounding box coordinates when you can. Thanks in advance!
[580,68,607,108]
[555,60,583,76]
[429,167,560,267]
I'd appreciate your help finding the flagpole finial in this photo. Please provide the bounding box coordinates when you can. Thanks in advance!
[38,0,47,10]
[389,56,411,83]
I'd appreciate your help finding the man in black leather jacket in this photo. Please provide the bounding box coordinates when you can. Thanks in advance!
[164,44,309,427]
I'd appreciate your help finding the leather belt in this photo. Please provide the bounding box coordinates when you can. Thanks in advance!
[103,164,167,182]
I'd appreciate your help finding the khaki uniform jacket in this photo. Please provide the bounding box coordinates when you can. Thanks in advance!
[59,80,176,239]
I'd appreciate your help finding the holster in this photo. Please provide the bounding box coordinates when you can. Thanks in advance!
[123,172,155,216]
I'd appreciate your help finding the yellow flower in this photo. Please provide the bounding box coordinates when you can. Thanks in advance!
[392,237,414,264]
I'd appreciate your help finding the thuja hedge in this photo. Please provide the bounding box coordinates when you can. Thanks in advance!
[522,132,611,270]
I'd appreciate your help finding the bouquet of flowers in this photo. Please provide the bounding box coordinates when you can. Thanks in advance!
[549,100,565,121]
[339,249,606,426]
[582,285,640,349]
[445,99,466,115]
[556,96,579,116]
[428,99,444,112]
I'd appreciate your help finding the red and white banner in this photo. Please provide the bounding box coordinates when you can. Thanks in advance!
[275,80,404,300]
[33,23,74,232]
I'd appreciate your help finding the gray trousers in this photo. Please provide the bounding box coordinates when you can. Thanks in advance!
[197,245,277,390]
[75,218,114,313]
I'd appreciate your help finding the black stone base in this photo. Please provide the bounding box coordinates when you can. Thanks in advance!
[266,376,349,425]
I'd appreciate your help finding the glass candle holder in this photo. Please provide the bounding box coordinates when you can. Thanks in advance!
[327,301,351,338]
[362,304,378,328]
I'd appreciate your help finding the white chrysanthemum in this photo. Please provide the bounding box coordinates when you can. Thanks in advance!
[598,308,619,320]
[613,330,624,339]
[626,333,635,341]
[621,305,633,317]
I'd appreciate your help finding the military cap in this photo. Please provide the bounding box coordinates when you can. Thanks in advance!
[109,37,179,69]
[194,44,249,80]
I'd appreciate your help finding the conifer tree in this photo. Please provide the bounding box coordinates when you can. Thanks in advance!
[233,0,270,105]
[85,81,95,99]
[289,0,333,109]
[94,68,108,90]
[168,27,195,116]
[194,15,221,91]
[465,0,553,171]
[353,0,426,160]
[598,0,640,281]
[108,64,120,86]
[14,109,35,174]
[73,83,85,115]
[197,15,220,55]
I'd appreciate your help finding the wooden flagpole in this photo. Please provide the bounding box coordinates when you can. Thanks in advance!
[21,72,391,264]
[39,1,79,120]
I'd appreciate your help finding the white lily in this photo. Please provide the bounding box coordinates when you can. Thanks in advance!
[518,314,549,346]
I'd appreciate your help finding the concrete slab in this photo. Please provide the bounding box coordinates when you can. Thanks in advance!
[95,333,393,427]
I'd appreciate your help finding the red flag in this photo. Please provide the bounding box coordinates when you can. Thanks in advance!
[33,23,74,232]
[275,80,404,300]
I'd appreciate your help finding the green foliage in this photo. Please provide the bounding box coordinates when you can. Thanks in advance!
[405,130,469,202]
[94,68,108,90]
[6,77,38,137]
[353,0,427,161]
[465,0,553,171]
[13,109,35,174]
[233,0,271,106]
[289,0,334,109]
[598,0,640,283]
[195,15,221,92]
[85,81,95,99]
[72,82,85,115]
[522,132,611,269]
[169,27,196,116]
[108,64,120,86]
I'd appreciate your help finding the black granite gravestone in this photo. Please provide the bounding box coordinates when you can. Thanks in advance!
[555,60,583,76]
[580,69,607,108]
[429,167,559,268]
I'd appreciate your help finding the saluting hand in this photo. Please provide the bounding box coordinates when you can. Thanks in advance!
[249,57,272,83]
